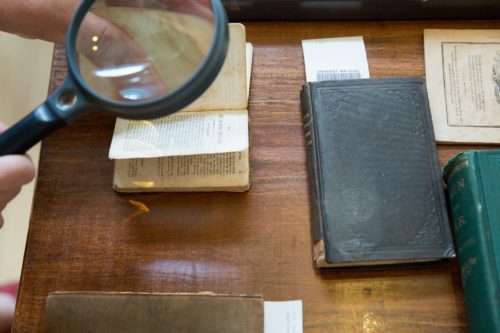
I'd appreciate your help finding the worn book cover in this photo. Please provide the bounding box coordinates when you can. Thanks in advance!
[110,23,252,192]
[424,29,500,143]
[44,292,263,333]
[443,150,500,333]
[300,77,455,268]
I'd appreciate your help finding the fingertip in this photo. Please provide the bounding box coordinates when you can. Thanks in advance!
[0,155,36,187]
[21,159,36,184]
[11,155,36,184]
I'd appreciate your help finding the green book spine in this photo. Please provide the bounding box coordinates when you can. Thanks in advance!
[443,151,500,333]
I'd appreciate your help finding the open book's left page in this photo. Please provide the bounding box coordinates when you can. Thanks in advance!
[112,29,253,192]
[109,23,248,159]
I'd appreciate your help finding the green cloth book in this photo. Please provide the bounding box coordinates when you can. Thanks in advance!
[443,150,500,333]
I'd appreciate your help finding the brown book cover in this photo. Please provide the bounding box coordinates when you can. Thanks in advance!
[44,292,263,333]
[300,77,455,268]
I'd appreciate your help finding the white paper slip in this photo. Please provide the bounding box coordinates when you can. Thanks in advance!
[246,42,253,98]
[264,300,303,333]
[109,110,248,159]
[302,36,370,82]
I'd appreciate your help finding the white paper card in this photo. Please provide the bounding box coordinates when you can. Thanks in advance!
[302,36,370,82]
[109,110,248,159]
[264,300,303,333]
[246,42,253,98]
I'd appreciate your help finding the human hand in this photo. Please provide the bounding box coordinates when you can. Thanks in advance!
[0,123,35,229]
[0,283,17,333]
[105,0,213,21]
[0,292,15,332]
[76,1,214,102]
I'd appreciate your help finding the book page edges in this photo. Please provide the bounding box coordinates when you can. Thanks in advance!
[113,148,251,192]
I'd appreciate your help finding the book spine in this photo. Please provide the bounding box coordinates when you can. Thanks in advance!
[443,151,500,333]
[300,85,324,245]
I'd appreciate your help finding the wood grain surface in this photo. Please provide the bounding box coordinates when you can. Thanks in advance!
[14,21,500,332]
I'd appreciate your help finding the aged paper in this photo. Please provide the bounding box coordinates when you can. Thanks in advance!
[112,37,253,192]
[113,149,250,192]
[109,25,250,159]
[78,7,214,101]
[109,110,248,159]
[246,43,253,98]
[302,36,370,82]
[424,29,500,143]
[183,23,247,111]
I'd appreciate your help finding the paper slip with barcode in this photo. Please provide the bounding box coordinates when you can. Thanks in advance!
[302,36,370,82]
[265,300,303,333]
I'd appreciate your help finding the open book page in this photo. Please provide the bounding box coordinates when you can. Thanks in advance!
[424,29,500,143]
[184,23,247,111]
[109,23,248,159]
[78,7,214,100]
[109,110,248,159]
[113,40,253,192]
[113,149,250,192]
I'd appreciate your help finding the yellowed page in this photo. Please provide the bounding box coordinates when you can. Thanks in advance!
[112,40,253,192]
[109,24,248,159]
[183,23,247,111]
[424,29,500,143]
[80,7,214,98]
[109,110,248,159]
[113,149,250,192]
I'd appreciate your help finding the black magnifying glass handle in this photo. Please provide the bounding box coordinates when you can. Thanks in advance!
[0,0,229,156]
[0,77,92,156]
[0,103,66,155]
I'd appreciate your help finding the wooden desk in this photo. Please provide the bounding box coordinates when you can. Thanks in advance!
[14,21,500,332]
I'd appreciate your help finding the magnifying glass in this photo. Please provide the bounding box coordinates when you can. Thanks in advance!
[0,0,228,155]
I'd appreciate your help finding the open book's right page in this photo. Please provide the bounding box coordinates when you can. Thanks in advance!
[424,29,500,143]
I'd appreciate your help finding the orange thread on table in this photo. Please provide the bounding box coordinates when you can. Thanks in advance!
[128,200,150,213]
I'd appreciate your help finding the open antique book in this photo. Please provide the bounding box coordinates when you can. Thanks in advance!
[109,24,252,192]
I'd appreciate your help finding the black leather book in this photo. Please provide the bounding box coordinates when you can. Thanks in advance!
[300,77,455,268]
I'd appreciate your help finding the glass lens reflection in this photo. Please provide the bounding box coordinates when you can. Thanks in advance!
[75,0,215,103]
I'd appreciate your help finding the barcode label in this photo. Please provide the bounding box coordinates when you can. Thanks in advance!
[316,69,362,81]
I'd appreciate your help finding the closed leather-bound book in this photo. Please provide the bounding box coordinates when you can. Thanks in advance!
[44,292,263,333]
[300,77,455,268]
[443,150,500,333]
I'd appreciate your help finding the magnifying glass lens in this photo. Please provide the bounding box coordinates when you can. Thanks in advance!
[75,0,215,103]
